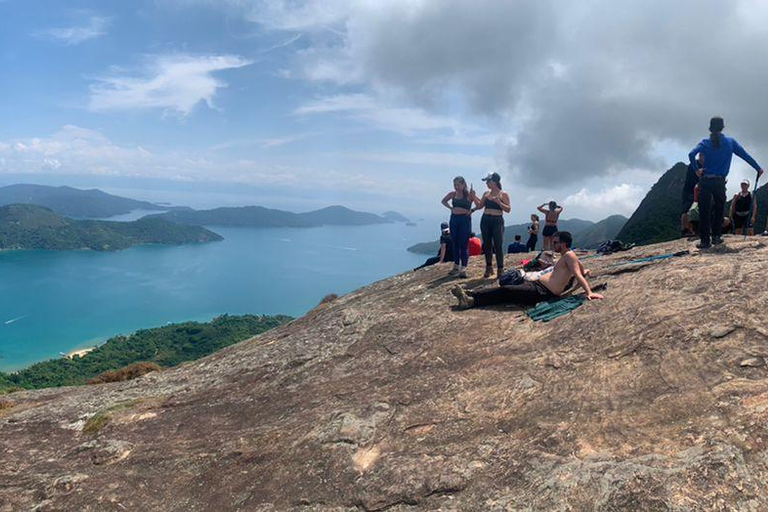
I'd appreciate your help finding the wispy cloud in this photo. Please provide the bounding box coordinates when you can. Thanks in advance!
[345,150,492,169]
[209,133,311,151]
[295,94,478,136]
[35,16,111,45]
[89,54,252,115]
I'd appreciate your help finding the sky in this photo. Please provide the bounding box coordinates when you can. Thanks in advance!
[2,0,768,223]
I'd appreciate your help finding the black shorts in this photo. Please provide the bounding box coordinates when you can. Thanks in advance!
[681,194,695,215]
[542,225,558,237]
[733,214,752,229]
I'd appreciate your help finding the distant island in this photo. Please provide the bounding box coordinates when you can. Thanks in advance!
[148,205,395,228]
[0,184,168,219]
[0,204,222,251]
[381,211,411,223]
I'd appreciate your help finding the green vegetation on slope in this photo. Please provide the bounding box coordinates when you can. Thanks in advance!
[616,163,688,245]
[0,204,222,251]
[0,314,292,391]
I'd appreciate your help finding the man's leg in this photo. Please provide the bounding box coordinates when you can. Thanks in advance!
[466,281,553,307]
[698,180,713,245]
[711,180,727,241]
[414,256,440,270]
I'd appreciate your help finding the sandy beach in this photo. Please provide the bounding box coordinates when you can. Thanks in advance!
[65,347,96,359]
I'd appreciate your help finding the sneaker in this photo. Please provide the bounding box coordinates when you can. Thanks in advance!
[483,266,493,278]
[712,236,723,245]
[762,231,768,237]
[448,265,460,276]
[451,285,474,310]
[458,268,468,278]
[696,241,712,249]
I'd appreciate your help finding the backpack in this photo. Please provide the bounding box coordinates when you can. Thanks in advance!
[499,268,526,286]
[523,250,555,271]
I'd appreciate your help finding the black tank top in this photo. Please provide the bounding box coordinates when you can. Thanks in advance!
[735,192,752,213]
[452,194,472,210]
[485,196,502,211]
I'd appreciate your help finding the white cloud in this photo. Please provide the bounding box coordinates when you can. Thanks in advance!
[564,184,646,218]
[35,16,111,45]
[89,54,252,115]
[345,150,491,169]
[295,93,484,137]
[190,0,768,189]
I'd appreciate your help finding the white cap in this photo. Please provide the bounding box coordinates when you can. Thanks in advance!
[741,179,750,186]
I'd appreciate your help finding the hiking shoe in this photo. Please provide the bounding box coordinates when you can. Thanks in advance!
[696,241,712,249]
[483,266,493,278]
[712,236,724,245]
[448,265,460,276]
[451,285,474,310]
[497,267,504,281]
[458,269,468,278]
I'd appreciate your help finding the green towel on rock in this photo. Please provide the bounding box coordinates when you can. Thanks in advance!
[526,295,586,322]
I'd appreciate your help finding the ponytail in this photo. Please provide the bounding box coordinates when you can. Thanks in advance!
[709,116,724,148]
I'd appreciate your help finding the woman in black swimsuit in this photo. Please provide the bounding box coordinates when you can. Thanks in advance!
[537,201,563,250]
[474,172,511,279]
[526,214,539,251]
[441,176,477,278]
[730,179,757,236]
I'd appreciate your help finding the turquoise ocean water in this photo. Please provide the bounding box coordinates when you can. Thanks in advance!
[0,221,440,371]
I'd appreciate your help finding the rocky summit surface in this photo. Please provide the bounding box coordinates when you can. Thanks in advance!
[3,236,768,511]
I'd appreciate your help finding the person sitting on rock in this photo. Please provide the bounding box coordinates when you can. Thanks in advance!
[468,232,482,257]
[681,153,703,237]
[414,222,453,270]
[452,231,603,309]
[507,234,527,254]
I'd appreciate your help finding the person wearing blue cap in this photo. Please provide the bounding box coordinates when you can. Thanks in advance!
[689,116,764,248]
[413,222,453,270]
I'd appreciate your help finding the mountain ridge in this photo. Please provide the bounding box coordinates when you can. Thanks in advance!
[148,204,393,228]
[0,184,166,219]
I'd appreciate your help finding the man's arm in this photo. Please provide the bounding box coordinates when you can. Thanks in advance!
[730,195,737,218]
[566,252,603,300]
[733,139,762,172]
[689,142,704,171]
[439,243,447,263]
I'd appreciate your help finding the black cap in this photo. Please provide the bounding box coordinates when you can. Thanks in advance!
[709,116,724,132]
[440,222,449,230]
[482,172,501,183]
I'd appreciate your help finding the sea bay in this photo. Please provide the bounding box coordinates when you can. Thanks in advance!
[0,221,440,371]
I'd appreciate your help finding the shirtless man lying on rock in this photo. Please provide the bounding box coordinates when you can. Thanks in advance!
[452,231,604,310]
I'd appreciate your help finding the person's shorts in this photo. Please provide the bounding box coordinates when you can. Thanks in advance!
[681,194,695,215]
[733,214,752,229]
[542,225,558,237]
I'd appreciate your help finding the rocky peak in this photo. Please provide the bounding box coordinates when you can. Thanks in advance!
[3,236,768,510]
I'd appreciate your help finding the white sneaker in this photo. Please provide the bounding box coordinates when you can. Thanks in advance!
[458,267,467,278]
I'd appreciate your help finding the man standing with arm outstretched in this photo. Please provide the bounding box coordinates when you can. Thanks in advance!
[689,117,764,249]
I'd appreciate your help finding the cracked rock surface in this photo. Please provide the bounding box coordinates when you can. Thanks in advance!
[3,236,768,510]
